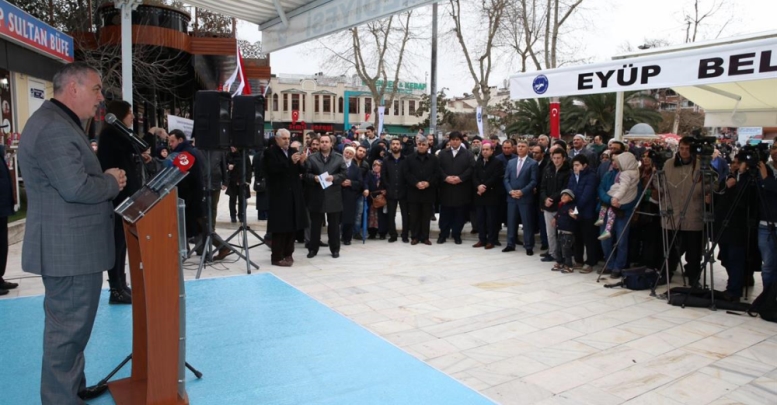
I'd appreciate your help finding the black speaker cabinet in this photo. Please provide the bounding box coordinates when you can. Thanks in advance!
[194,91,231,150]
[231,95,265,149]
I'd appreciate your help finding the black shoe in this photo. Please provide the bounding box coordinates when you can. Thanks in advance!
[0,288,7,296]
[0,280,19,290]
[526,249,534,256]
[379,235,386,240]
[494,241,502,246]
[307,251,317,258]
[502,246,516,252]
[332,252,340,258]
[402,236,409,243]
[541,256,555,262]
[109,289,132,305]
[122,286,132,296]
[389,236,398,243]
[540,244,549,251]
[437,236,447,244]
[454,237,462,245]
[231,217,237,223]
[368,234,377,240]
[354,233,363,240]
[78,383,109,400]
[343,240,351,245]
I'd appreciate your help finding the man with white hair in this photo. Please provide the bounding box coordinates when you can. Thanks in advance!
[571,134,598,168]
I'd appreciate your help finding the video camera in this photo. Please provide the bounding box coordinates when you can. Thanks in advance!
[689,129,717,170]
[649,146,674,170]
[741,142,770,169]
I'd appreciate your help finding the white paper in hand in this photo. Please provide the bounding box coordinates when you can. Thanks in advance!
[573,207,579,215]
[318,171,332,189]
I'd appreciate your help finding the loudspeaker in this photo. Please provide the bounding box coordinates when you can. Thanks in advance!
[231,95,265,149]
[194,91,231,150]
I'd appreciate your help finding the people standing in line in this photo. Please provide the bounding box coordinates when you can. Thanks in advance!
[304,134,347,258]
[18,62,127,405]
[263,129,309,267]
[436,132,474,245]
[381,138,409,243]
[404,135,439,245]
[96,100,149,305]
[503,140,538,255]
[472,141,504,249]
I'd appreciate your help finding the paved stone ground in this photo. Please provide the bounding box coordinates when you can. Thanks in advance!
[3,195,776,404]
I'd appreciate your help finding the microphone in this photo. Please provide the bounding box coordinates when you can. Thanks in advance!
[171,151,195,172]
[105,113,150,151]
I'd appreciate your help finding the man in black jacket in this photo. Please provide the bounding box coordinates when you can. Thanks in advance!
[539,148,571,262]
[404,135,439,245]
[437,131,474,244]
[382,138,408,242]
[472,141,504,249]
[305,134,347,258]
[0,144,15,296]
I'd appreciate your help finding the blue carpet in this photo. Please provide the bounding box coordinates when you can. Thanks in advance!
[1,273,493,405]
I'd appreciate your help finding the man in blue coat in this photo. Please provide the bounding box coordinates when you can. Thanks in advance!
[503,140,538,255]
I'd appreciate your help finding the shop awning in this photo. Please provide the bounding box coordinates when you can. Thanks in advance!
[184,0,438,53]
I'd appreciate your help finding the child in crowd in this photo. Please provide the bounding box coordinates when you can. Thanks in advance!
[552,189,578,274]
[595,152,639,240]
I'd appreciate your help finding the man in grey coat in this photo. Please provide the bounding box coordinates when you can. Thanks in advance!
[18,63,126,405]
[305,134,347,258]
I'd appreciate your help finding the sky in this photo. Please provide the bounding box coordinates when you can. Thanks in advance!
[235,0,777,97]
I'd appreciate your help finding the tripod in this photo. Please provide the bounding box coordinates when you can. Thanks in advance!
[222,148,263,275]
[194,151,257,279]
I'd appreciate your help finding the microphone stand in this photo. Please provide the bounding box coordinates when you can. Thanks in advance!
[222,148,263,274]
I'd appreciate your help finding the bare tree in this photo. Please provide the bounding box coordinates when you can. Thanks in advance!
[448,0,508,135]
[318,11,418,128]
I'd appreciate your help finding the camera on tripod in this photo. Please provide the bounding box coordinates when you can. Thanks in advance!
[740,142,769,169]
[649,146,674,170]
[689,129,717,169]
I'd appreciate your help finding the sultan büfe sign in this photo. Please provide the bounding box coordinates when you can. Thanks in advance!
[509,37,777,99]
[0,0,74,63]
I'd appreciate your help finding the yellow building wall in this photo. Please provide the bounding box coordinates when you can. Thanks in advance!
[13,73,54,133]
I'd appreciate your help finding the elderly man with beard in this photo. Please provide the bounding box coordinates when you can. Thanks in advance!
[472,141,504,249]
[436,132,474,244]
[404,135,440,245]
[305,134,347,258]
[571,134,599,169]
[382,138,409,243]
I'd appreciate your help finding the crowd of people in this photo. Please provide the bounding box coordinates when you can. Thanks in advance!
[258,127,777,306]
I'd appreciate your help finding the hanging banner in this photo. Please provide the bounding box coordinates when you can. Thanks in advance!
[476,106,484,138]
[510,37,777,100]
[549,101,560,139]
[0,0,74,62]
[377,106,385,137]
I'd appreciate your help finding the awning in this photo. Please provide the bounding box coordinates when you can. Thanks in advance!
[509,30,777,129]
[183,0,438,53]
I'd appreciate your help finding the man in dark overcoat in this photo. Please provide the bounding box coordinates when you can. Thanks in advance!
[304,134,348,258]
[381,138,408,243]
[263,129,309,266]
[403,135,439,245]
[436,131,474,244]
[472,141,505,249]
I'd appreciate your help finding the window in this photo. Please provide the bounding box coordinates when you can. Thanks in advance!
[401,100,405,116]
[394,100,399,116]
[364,98,372,115]
[302,94,306,112]
[338,97,344,113]
[272,94,278,111]
[408,100,416,115]
[348,97,359,114]
[291,94,300,111]
[323,95,331,113]
[314,95,320,113]
[283,94,288,111]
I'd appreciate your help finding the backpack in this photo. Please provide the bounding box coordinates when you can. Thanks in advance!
[748,282,777,322]
[604,267,658,291]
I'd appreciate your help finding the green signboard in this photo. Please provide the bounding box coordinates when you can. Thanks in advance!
[364,80,427,93]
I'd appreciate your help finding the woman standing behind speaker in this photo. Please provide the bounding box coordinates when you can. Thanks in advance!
[97,100,151,304]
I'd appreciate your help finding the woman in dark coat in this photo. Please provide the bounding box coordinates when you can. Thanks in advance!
[472,142,504,248]
[340,146,365,244]
[262,130,309,265]
[96,100,149,304]
[226,146,253,223]
[567,154,600,271]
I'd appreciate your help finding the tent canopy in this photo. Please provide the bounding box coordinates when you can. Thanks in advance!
[509,30,777,129]
[184,0,438,53]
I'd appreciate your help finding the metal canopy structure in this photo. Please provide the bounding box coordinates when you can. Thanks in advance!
[184,0,438,53]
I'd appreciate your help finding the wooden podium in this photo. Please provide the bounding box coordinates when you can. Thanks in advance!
[110,186,189,405]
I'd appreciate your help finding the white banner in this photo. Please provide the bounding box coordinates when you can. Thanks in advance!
[510,38,777,99]
[476,106,484,138]
[738,127,763,145]
[167,115,194,140]
[377,106,385,137]
[261,0,437,53]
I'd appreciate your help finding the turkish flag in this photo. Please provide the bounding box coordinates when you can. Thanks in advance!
[292,110,299,124]
[549,102,560,139]
[365,113,371,122]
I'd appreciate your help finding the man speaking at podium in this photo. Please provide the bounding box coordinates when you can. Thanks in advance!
[18,62,127,405]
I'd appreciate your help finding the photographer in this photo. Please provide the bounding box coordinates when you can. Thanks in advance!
[715,152,759,301]
[757,143,777,289]
[659,136,705,287]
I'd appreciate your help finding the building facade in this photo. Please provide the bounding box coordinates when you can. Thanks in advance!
[265,73,427,136]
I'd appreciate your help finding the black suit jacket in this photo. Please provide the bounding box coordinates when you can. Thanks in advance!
[305,152,347,213]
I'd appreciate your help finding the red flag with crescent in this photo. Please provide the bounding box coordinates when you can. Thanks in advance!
[292,110,299,124]
[550,101,560,139]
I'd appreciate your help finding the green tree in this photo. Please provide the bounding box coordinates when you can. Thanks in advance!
[503,97,580,135]
[412,89,454,132]
[570,92,661,137]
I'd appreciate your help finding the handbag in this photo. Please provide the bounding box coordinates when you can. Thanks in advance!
[372,193,387,209]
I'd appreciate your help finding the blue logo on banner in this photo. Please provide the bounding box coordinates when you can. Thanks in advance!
[532,75,549,95]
